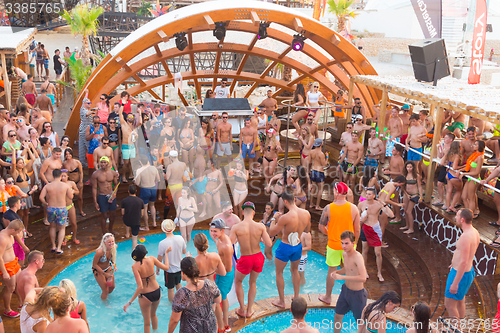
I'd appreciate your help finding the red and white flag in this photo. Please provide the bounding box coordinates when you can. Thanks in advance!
[468,0,488,85]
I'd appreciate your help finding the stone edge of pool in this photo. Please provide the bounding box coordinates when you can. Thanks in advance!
[229,293,414,332]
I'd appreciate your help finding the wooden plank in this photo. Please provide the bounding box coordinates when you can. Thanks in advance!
[429,103,436,117]
[189,51,196,75]
[132,74,147,86]
[153,44,162,58]
[229,80,238,96]
[177,88,189,106]
[424,106,444,202]
[147,88,161,100]
[157,30,169,42]
[236,54,249,75]
[160,60,173,78]
[204,14,215,29]
[346,78,354,122]
[244,82,259,98]
[194,78,201,103]
[247,35,258,51]
[250,11,260,26]
[378,89,388,137]
[260,60,277,79]
[293,17,303,32]
[278,46,292,60]
[162,84,165,101]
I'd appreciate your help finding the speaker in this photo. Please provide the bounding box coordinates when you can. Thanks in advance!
[409,39,450,83]
[202,98,251,111]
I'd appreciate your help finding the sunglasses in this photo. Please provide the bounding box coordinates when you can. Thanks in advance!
[6,181,13,184]
[102,142,109,145]
[257,112,262,115]
[109,121,116,124]
[100,98,105,100]
[9,134,16,137]
[223,116,228,119]
[346,126,352,129]
[62,139,69,142]
[313,86,319,88]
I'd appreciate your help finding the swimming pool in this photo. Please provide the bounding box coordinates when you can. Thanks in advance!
[237,308,408,333]
[49,230,340,332]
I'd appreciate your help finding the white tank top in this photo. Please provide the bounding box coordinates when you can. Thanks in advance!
[20,305,48,333]
[257,116,267,134]
[41,131,57,148]
[307,91,321,104]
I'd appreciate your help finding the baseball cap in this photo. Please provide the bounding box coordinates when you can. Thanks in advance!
[402,104,410,110]
[161,219,176,233]
[356,114,363,120]
[74,47,78,52]
[100,156,110,163]
[131,244,147,262]
[210,218,228,229]
[169,150,178,157]
[241,201,255,211]
[313,138,323,147]
[335,182,349,195]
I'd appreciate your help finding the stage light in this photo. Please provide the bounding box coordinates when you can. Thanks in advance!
[257,22,269,40]
[213,22,227,41]
[291,34,305,51]
[174,32,188,51]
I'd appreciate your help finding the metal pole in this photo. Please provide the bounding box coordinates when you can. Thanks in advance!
[322,104,328,153]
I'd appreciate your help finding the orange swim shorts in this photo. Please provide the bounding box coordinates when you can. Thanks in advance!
[0,258,21,277]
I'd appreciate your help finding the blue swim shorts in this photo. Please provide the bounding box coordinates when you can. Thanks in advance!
[139,187,157,204]
[275,241,302,262]
[47,206,68,226]
[97,194,117,213]
[240,142,255,159]
[310,170,325,183]
[215,269,234,300]
[122,144,136,160]
[407,146,423,162]
[445,267,475,300]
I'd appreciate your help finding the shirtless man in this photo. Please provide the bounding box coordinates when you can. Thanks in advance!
[384,108,404,162]
[444,208,480,319]
[39,147,63,184]
[40,76,57,108]
[254,107,267,150]
[433,133,455,206]
[382,145,405,179]
[93,136,117,171]
[2,113,18,142]
[406,114,428,172]
[39,169,73,254]
[216,112,232,169]
[365,127,384,171]
[35,89,54,120]
[135,155,160,230]
[309,139,327,210]
[91,156,119,235]
[269,189,311,308]
[230,201,272,318]
[461,127,477,161]
[16,116,33,141]
[249,109,263,171]
[358,188,395,282]
[337,122,353,182]
[165,150,186,203]
[239,118,258,173]
[442,110,466,139]
[301,112,319,139]
[281,297,320,333]
[0,219,24,317]
[15,250,44,306]
[400,105,411,144]
[338,131,364,190]
[0,108,9,144]
[213,201,241,236]
[32,108,48,135]
[120,107,141,182]
[259,89,278,118]
[378,175,406,236]
[353,115,372,142]
[21,75,37,106]
[332,230,368,331]
[209,219,235,333]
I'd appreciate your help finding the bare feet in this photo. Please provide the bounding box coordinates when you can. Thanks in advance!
[235,308,246,317]
[366,274,369,279]
[199,212,207,218]
[271,299,285,308]
[381,242,389,248]
[403,229,414,234]
[318,295,331,305]
[400,226,408,230]
[377,273,385,282]
[80,211,87,217]
[314,206,323,211]
[43,219,50,226]
[139,227,150,231]
[246,310,255,318]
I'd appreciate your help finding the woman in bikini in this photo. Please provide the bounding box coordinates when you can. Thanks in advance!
[176,187,198,243]
[161,117,176,151]
[231,160,248,219]
[59,279,87,325]
[193,233,226,282]
[92,233,117,300]
[205,159,223,216]
[61,170,79,245]
[443,141,463,214]
[358,291,401,333]
[123,245,170,333]
[294,165,309,209]
[179,118,195,171]
[199,118,214,160]
[460,140,485,219]
[401,161,423,234]
[306,82,327,125]
[261,202,277,260]
[266,166,296,213]
[190,148,208,219]
[63,148,85,217]
[263,128,281,185]
[291,83,307,135]
[298,126,314,171]
[358,166,379,202]
[11,142,38,237]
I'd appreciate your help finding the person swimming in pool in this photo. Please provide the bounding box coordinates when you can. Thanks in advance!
[123,244,170,333]
[92,233,117,300]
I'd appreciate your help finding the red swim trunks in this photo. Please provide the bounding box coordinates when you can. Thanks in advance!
[362,223,382,247]
[236,252,265,275]
[25,93,36,106]
[400,134,408,145]
[0,258,21,277]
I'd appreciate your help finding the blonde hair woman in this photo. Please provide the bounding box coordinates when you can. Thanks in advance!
[305,82,327,124]
[20,286,59,333]
[59,279,87,324]
[92,233,117,300]
[45,291,88,333]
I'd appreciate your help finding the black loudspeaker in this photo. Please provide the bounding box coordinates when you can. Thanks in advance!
[202,98,251,111]
[409,39,450,84]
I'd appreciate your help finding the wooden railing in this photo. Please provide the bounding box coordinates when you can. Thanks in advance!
[55,66,71,108]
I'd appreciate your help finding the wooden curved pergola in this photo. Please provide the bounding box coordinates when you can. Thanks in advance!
[65,1,381,142]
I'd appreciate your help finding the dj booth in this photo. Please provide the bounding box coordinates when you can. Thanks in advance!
[194,98,253,136]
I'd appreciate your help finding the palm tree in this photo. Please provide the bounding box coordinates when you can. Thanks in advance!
[56,57,93,93]
[327,0,358,32]
[61,4,104,67]
[136,0,152,17]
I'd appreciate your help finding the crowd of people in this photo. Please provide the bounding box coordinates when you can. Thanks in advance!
[0,69,497,333]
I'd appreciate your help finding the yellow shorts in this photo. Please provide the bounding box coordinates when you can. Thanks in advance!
[169,183,183,192]
[326,246,343,267]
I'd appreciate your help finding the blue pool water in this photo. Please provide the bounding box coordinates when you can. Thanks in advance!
[49,230,341,332]
[237,308,409,333]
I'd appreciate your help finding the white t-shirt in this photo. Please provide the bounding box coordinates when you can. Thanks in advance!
[157,235,186,273]
[214,86,230,98]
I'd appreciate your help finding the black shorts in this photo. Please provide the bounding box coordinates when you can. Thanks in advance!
[359,228,366,242]
[341,161,358,175]
[437,165,447,184]
[130,225,139,236]
[55,68,62,75]
[164,270,181,289]
[335,284,367,320]
[97,195,117,213]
